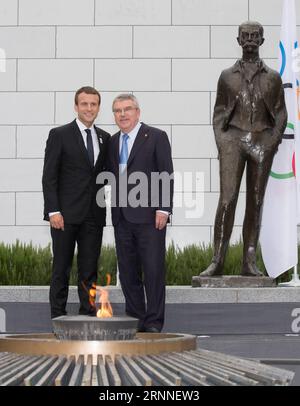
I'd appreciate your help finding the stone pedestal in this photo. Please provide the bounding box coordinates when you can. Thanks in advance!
[52,315,138,341]
[192,275,276,288]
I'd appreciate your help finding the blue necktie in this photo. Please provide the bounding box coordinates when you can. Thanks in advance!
[119,134,129,165]
[85,128,94,166]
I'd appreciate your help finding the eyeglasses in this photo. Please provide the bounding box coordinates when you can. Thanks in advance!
[112,106,138,115]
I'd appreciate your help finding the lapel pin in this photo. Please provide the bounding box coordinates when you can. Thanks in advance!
[145,133,148,137]
[99,137,103,144]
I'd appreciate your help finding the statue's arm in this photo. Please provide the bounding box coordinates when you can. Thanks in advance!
[213,73,227,132]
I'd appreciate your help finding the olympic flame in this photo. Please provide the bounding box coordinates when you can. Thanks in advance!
[88,274,113,318]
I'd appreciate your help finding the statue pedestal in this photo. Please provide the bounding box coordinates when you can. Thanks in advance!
[192,275,276,288]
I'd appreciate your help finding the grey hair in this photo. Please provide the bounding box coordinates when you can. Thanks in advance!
[112,94,140,110]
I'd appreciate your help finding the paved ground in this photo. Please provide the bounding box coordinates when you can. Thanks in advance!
[196,334,300,386]
[163,303,299,335]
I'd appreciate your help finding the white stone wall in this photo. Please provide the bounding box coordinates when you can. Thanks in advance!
[0,0,297,248]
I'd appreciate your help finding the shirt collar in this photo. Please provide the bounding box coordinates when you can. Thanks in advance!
[232,59,268,73]
[121,122,142,139]
[76,118,94,133]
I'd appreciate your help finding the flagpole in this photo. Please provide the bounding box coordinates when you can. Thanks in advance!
[279,265,300,286]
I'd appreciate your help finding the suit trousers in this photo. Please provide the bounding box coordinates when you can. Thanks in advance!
[213,126,277,264]
[49,213,103,319]
[114,215,166,332]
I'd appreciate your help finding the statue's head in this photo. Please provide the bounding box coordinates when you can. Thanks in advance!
[237,21,264,52]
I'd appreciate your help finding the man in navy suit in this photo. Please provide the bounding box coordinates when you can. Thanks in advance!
[109,94,173,333]
[42,86,110,319]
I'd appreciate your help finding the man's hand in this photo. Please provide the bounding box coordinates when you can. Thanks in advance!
[155,211,168,230]
[49,213,64,230]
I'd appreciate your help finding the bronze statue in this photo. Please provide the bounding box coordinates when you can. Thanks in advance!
[201,21,287,277]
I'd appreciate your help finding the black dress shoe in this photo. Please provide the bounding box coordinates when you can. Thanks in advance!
[241,266,263,277]
[51,313,67,319]
[242,261,263,277]
[78,311,96,317]
[200,262,223,277]
[144,327,160,333]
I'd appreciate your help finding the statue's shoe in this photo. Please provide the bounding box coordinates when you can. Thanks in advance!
[200,262,223,277]
[241,263,263,277]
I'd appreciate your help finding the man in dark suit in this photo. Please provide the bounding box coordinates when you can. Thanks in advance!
[200,21,287,277]
[109,94,173,333]
[42,86,110,319]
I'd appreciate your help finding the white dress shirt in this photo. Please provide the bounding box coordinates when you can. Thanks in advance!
[49,119,100,217]
[76,118,100,165]
[119,122,142,158]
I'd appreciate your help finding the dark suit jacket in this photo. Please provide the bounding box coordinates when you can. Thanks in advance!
[213,59,287,139]
[42,120,110,226]
[108,123,174,226]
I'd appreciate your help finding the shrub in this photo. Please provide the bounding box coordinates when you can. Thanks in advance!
[0,240,295,285]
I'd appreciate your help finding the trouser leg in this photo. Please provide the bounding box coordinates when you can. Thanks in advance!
[77,220,103,315]
[114,218,146,330]
[135,224,166,331]
[213,131,246,267]
[49,225,77,318]
[243,131,276,271]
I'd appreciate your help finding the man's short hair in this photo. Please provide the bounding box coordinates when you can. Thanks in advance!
[238,21,264,37]
[75,86,101,105]
[112,94,140,110]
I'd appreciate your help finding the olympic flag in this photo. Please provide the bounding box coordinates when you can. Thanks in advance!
[260,0,299,278]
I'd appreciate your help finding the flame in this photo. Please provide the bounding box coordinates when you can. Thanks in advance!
[96,286,113,318]
[88,274,113,318]
[88,282,97,309]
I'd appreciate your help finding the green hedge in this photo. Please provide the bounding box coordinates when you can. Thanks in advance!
[0,240,295,285]
[0,241,117,286]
